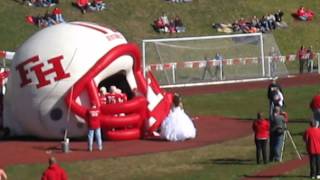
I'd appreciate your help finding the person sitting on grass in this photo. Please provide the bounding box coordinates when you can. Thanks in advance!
[296,6,315,21]
[73,0,89,14]
[52,7,65,23]
[89,0,107,11]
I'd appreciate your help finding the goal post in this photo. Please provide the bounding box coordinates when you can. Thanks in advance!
[142,33,288,88]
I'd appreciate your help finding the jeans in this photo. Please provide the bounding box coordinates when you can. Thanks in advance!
[309,154,320,178]
[255,139,268,164]
[270,133,284,162]
[88,128,102,151]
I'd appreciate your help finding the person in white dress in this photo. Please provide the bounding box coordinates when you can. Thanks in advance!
[160,93,196,141]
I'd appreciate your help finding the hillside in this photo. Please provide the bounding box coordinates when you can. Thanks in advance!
[0,0,319,55]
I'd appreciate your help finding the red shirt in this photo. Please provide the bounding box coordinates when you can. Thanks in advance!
[87,107,100,129]
[304,127,320,154]
[52,8,62,15]
[252,119,270,139]
[77,0,88,6]
[41,164,68,180]
[310,95,320,110]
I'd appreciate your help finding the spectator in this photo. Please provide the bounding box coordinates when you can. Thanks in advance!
[174,15,185,33]
[52,7,64,23]
[90,0,106,11]
[87,104,103,152]
[214,53,224,80]
[269,106,286,162]
[252,112,270,164]
[303,120,320,179]
[41,157,67,180]
[297,45,307,74]
[74,0,89,14]
[274,9,284,23]
[310,92,320,127]
[296,6,314,21]
[307,46,314,73]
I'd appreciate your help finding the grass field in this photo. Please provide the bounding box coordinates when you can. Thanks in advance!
[1,0,320,179]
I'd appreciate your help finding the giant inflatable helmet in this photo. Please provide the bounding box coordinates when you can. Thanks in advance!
[3,22,171,140]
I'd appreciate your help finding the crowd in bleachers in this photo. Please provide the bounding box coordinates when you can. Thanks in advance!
[153,13,186,33]
[212,10,286,34]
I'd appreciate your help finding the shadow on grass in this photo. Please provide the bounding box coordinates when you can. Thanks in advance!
[199,158,254,165]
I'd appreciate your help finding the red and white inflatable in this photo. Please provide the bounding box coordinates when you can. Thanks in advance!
[3,22,172,140]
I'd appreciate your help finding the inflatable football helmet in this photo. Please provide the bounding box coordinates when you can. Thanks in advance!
[3,22,155,139]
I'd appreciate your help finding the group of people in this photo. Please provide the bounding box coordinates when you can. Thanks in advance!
[295,6,315,21]
[297,45,315,74]
[26,7,65,28]
[253,79,320,179]
[86,85,127,152]
[153,13,186,34]
[22,0,59,7]
[253,79,287,164]
[201,53,225,81]
[73,0,107,14]
[212,10,286,34]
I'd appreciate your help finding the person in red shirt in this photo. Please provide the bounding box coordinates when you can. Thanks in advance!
[304,120,320,179]
[52,7,64,23]
[252,112,270,164]
[87,104,103,152]
[41,157,67,180]
[311,93,320,128]
[297,45,307,74]
[75,0,89,14]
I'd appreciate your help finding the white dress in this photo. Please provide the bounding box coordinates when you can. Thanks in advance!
[160,106,196,141]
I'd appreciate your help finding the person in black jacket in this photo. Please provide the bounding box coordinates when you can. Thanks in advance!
[267,78,283,119]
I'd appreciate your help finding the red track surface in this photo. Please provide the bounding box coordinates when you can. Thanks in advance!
[0,116,251,167]
[0,73,319,179]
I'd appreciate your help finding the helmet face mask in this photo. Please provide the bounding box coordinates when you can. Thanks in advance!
[3,22,147,139]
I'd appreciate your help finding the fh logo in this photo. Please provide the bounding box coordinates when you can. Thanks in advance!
[15,55,70,89]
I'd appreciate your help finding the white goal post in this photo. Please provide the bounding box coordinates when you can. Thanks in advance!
[142,33,289,88]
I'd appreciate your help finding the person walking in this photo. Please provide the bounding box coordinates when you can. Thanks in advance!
[41,157,67,180]
[304,120,320,179]
[252,112,270,164]
[87,104,103,152]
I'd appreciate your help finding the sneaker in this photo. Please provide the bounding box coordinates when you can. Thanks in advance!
[316,175,320,179]
[88,148,93,152]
